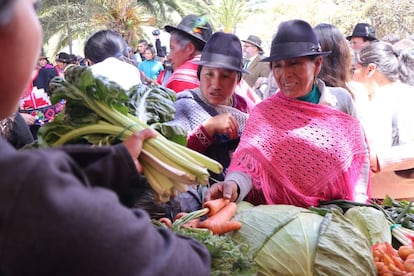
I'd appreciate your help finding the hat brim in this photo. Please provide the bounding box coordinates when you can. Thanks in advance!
[194,60,249,74]
[346,35,377,41]
[241,40,263,52]
[261,51,331,62]
[164,25,207,46]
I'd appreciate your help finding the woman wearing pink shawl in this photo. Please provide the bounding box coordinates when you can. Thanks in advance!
[206,20,370,208]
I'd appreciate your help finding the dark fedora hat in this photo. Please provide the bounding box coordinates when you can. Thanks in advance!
[242,35,263,52]
[346,23,377,41]
[164,14,213,47]
[194,32,248,74]
[55,52,71,63]
[261,19,331,62]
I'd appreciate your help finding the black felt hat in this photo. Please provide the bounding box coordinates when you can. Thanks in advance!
[55,52,71,63]
[346,23,377,41]
[242,35,263,52]
[164,14,213,47]
[194,32,248,74]
[261,19,331,62]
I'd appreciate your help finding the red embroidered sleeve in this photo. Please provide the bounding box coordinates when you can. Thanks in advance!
[186,125,214,153]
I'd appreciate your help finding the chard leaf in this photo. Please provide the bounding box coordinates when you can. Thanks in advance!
[151,122,187,146]
[127,84,177,124]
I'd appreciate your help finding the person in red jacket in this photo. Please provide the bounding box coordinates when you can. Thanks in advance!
[0,0,210,275]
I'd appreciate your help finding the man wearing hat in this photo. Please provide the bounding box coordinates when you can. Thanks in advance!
[55,52,71,77]
[157,14,213,93]
[241,35,270,99]
[347,23,377,52]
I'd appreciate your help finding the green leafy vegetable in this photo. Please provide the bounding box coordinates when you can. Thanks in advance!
[231,204,376,276]
[38,65,223,202]
[175,227,256,276]
[344,206,392,247]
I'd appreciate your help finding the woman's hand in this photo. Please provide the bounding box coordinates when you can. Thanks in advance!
[123,128,157,173]
[205,180,239,202]
[20,112,36,125]
[202,113,239,140]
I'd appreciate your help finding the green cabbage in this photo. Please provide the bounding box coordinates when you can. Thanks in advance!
[231,204,376,276]
[344,206,392,247]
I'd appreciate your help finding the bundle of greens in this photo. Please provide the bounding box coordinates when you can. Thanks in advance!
[175,227,256,276]
[38,65,223,202]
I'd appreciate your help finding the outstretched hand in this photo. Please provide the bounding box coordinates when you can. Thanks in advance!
[123,128,157,173]
[205,181,239,202]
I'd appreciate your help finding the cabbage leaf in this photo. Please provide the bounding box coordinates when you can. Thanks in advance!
[344,206,392,246]
[231,204,376,276]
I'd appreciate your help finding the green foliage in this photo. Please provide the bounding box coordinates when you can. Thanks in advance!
[174,227,256,276]
[38,66,186,147]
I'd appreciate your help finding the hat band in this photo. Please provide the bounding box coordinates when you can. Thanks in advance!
[200,52,243,69]
[270,42,322,59]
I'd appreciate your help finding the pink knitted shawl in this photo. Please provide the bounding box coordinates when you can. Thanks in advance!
[228,92,366,208]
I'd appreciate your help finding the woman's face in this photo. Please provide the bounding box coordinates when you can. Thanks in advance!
[144,49,154,60]
[0,0,42,118]
[199,66,239,106]
[352,62,375,96]
[271,56,322,98]
[352,62,369,82]
[38,57,48,67]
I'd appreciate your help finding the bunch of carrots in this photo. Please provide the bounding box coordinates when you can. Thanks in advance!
[373,242,414,275]
[158,198,242,235]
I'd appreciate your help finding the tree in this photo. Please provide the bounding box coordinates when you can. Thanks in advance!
[39,0,91,55]
[209,0,246,33]
[38,0,209,55]
[90,0,156,47]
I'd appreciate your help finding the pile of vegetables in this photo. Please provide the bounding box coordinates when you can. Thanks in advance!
[230,203,377,276]
[38,66,222,202]
[373,242,414,275]
[381,195,414,230]
[154,199,255,275]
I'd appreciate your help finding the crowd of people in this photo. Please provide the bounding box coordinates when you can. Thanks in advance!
[1,0,414,273]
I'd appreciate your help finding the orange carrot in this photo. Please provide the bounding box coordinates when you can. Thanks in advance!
[392,256,405,271]
[382,253,394,266]
[388,262,402,273]
[159,217,172,228]
[198,202,241,235]
[202,198,230,217]
[385,242,398,257]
